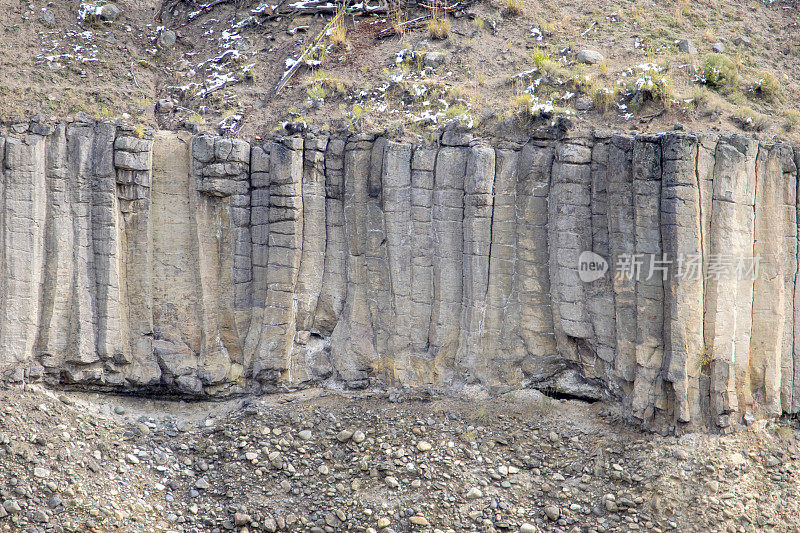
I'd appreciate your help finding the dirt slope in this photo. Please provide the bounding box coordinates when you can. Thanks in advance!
[0,0,798,143]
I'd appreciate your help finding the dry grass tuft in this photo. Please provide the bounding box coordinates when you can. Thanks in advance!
[428,11,450,40]
[504,0,524,16]
[330,6,349,50]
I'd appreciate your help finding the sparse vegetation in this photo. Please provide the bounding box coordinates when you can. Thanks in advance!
[701,53,738,90]
[428,12,450,40]
[504,0,524,16]
[329,5,349,50]
[785,110,800,132]
[698,345,713,369]
[593,86,617,113]
[733,105,769,132]
[749,71,782,102]
[628,69,674,109]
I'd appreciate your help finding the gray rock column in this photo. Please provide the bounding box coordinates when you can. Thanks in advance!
[409,147,436,361]
[459,146,495,381]
[252,137,303,384]
[631,136,664,422]
[313,138,346,336]
[588,136,617,370]
[430,146,467,371]
[548,141,594,352]
[607,136,636,386]
[515,142,557,376]
[660,133,703,424]
[329,136,378,387]
[290,136,328,385]
[483,148,519,383]
[382,141,414,379]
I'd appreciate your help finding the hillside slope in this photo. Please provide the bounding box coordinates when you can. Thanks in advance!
[0,0,798,142]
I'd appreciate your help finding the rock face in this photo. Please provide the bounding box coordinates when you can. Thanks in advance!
[0,123,798,430]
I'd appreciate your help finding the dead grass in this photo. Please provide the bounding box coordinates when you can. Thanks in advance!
[593,86,616,114]
[504,0,525,16]
[330,10,349,50]
[428,12,450,40]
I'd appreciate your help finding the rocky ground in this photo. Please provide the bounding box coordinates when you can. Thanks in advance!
[1,384,800,533]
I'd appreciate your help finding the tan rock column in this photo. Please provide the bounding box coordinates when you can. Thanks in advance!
[2,134,46,366]
[251,137,303,384]
[115,128,158,386]
[705,135,757,429]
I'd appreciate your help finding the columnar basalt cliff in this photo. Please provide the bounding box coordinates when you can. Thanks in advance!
[1,121,798,430]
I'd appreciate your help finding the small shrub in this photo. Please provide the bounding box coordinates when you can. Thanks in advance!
[593,86,616,113]
[598,61,609,75]
[567,71,593,94]
[472,15,484,29]
[784,109,800,132]
[537,395,555,415]
[306,83,327,101]
[472,406,493,424]
[428,13,450,40]
[651,73,674,108]
[733,106,769,132]
[350,103,366,121]
[532,49,550,70]
[629,70,674,109]
[701,53,738,90]
[698,345,713,368]
[504,0,524,16]
[750,71,782,102]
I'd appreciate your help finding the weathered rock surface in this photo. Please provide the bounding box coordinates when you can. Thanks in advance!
[0,124,799,430]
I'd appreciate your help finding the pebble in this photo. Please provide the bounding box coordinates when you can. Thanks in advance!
[545,505,560,521]
[577,49,604,64]
[678,39,697,54]
[466,487,483,499]
[417,440,432,452]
